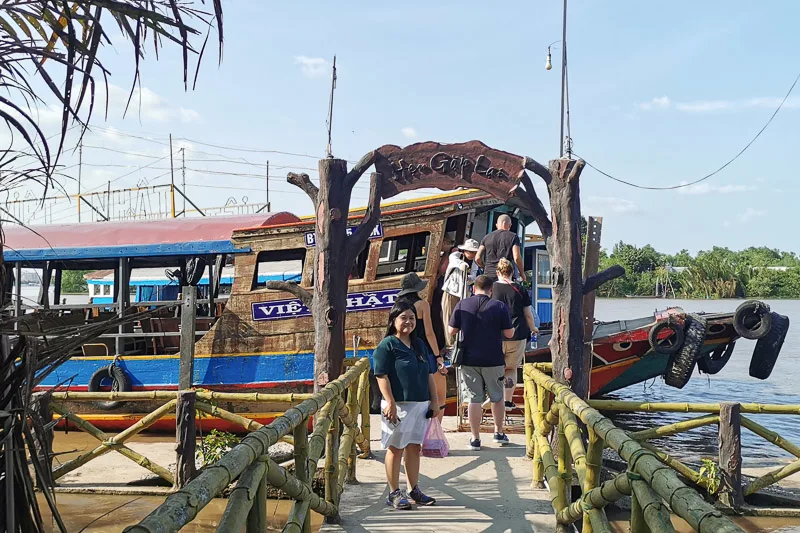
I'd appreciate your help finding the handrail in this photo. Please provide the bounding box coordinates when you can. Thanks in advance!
[124,357,371,532]
[523,363,745,533]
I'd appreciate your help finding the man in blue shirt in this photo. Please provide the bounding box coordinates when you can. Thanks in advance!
[448,275,514,449]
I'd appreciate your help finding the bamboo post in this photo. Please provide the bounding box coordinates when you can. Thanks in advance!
[218,458,267,531]
[292,417,311,533]
[629,476,675,533]
[556,409,572,532]
[585,508,613,533]
[346,380,359,483]
[560,404,587,486]
[175,390,196,488]
[534,382,548,488]
[535,432,567,517]
[524,377,535,457]
[583,427,604,533]
[247,465,268,533]
[359,372,372,458]
[630,484,648,533]
[179,286,197,390]
[718,402,744,509]
[285,402,338,533]
[325,405,341,523]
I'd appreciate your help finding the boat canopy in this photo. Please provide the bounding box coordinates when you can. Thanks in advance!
[3,212,299,268]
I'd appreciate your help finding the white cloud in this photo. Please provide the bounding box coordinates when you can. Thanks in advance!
[637,95,800,114]
[677,182,756,195]
[637,96,672,111]
[739,207,766,223]
[401,127,417,139]
[93,83,201,124]
[179,108,201,123]
[294,56,329,78]
[584,196,639,215]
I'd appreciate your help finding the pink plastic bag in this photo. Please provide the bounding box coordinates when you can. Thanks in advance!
[422,418,449,458]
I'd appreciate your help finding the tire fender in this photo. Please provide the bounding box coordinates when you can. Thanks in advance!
[87,364,132,410]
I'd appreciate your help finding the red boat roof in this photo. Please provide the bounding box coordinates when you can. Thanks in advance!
[3,212,300,264]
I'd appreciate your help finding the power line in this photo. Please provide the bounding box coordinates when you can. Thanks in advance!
[576,69,800,191]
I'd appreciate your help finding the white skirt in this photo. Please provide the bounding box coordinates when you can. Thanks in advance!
[380,400,431,450]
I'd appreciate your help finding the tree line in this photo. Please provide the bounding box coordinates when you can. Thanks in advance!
[597,242,800,299]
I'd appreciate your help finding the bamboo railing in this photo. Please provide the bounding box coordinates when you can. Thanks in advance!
[121,357,372,532]
[524,363,800,530]
[523,364,744,533]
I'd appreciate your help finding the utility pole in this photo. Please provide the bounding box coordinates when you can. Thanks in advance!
[78,140,83,222]
[559,0,568,158]
[169,133,176,218]
[325,55,337,158]
[106,180,111,221]
[265,160,271,212]
[181,148,186,216]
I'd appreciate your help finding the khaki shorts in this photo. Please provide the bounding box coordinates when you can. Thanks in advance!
[459,365,505,404]
[503,339,527,370]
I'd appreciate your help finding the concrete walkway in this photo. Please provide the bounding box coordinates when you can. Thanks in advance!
[322,415,556,533]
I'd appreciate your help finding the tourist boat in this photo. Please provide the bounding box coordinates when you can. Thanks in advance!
[5,190,787,432]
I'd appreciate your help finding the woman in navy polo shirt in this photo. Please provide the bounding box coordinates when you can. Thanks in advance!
[374,300,439,510]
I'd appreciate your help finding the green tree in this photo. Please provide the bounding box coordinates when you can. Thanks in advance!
[61,270,89,293]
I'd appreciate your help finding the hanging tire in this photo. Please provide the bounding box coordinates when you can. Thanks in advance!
[749,312,789,380]
[733,300,772,340]
[697,341,735,375]
[648,319,685,355]
[87,364,132,410]
[664,314,707,389]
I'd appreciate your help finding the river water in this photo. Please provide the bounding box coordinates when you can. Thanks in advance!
[596,298,800,463]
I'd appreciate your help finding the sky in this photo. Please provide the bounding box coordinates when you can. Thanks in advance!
[6,1,800,255]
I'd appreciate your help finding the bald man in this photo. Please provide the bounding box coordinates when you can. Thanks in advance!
[476,214,526,282]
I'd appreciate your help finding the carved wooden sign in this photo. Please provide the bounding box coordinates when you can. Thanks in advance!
[375,140,527,200]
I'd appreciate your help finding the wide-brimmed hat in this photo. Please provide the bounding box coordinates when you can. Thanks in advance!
[458,238,480,252]
[398,272,428,296]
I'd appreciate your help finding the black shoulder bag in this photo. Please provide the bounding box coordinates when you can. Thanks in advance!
[451,296,488,367]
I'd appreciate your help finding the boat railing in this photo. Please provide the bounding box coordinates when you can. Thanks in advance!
[523,363,800,532]
[51,357,372,531]
[11,296,229,311]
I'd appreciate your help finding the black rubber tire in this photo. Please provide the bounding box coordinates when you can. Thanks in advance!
[733,300,772,340]
[648,319,685,355]
[87,364,131,410]
[664,314,707,389]
[749,312,789,380]
[697,341,735,375]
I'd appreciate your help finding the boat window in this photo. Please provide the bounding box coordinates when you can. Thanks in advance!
[537,253,551,285]
[102,284,111,296]
[346,241,371,281]
[252,248,306,290]
[377,232,430,279]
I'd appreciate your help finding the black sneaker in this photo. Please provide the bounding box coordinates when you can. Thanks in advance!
[409,485,436,506]
[504,401,517,412]
[493,433,510,446]
[386,488,412,510]
[469,438,481,450]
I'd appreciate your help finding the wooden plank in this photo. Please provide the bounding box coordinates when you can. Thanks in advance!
[580,216,602,399]
[719,402,744,509]
[175,391,197,488]
[179,286,197,390]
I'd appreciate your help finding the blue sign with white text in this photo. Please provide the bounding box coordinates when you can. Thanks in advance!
[304,223,383,247]
[252,288,400,322]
